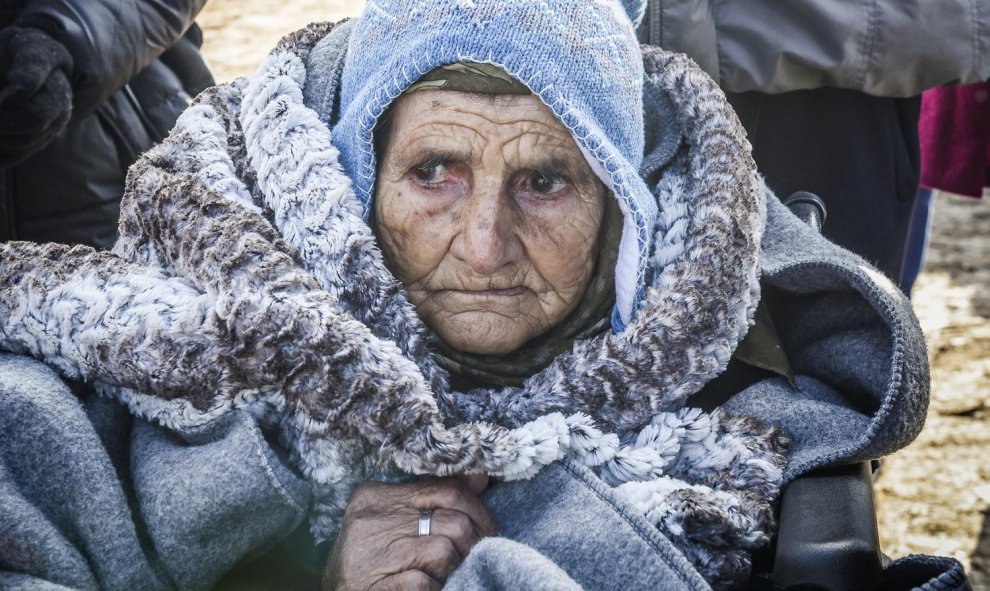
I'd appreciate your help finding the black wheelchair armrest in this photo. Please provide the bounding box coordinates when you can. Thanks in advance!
[767,462,883,591]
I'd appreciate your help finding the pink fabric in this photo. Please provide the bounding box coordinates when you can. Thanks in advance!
[919,82,990,198]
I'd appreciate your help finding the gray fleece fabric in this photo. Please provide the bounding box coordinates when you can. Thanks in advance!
[473,460,711,590]
[0,353,310,591]
[726,194,930,484]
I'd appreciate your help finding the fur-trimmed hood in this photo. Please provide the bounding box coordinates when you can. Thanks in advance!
[1,10,785,590]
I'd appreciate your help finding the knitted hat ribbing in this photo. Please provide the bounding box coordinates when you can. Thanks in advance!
[331,0,655,328]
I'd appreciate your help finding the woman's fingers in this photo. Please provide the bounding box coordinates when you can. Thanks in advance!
[350,477,498,536]
[327,477,497,590]
[428,508,482,556]
[411,478,498,536]
[457,473,490,495]
[334,514,467,586]
[343,506,480,563]
[371,569,442,591]
[399,534,462,581]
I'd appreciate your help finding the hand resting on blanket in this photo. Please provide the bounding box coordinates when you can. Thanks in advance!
[325,475,495,590]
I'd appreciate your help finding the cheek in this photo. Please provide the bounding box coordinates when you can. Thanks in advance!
[522,196,603,294]
[374,182,457,289]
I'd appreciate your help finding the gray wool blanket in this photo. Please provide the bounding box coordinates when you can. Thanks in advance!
[0,21,930,591]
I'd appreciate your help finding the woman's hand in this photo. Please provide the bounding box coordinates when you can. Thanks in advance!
[324,474,497,591]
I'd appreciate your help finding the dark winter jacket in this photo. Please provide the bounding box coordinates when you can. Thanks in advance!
[0,0,212,249]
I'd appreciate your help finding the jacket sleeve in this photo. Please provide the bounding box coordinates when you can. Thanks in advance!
[651,0,989,97]
[15,0,208,118]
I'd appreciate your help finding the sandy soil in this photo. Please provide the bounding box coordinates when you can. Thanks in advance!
[197,2,990,586]
[197,1,363,82]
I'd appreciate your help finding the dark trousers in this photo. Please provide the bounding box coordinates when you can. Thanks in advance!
[726,89,922,284]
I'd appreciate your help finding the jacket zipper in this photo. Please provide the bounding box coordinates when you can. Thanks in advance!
[122,83,161,141]
[0,167,15,241]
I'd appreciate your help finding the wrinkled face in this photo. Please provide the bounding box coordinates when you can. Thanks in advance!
[374,90,607,355]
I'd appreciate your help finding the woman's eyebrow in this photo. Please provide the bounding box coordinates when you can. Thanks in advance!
[524,155,595,183]
[528,156,576,171]
[386,147,470,171]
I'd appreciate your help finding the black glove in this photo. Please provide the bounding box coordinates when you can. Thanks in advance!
[0,26,73,167]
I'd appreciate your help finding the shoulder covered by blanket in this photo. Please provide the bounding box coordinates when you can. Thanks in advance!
[0,18,928,590]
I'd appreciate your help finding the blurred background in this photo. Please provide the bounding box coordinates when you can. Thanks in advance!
[197,1,990,587]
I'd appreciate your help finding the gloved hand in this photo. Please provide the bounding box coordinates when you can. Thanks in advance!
[0,26,73,166]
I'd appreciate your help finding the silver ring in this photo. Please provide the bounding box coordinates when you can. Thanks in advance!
[418,510,432,536]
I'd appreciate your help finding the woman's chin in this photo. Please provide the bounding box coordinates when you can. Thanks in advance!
[434,313,543,356]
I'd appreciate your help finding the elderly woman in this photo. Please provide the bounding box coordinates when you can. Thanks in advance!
[0,0,943,589]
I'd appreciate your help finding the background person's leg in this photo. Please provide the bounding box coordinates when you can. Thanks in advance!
[900,187,936,297]
[727,89,922,285]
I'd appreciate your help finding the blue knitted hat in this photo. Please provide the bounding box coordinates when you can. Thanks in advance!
[332,0,654,329]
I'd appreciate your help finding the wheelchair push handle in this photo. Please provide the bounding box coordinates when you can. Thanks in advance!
[783,192,827,234]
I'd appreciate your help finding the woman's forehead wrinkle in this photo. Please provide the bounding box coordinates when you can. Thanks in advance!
[498,133,583,169]
[396,121,485,153]
[390,91,592,175]
[384,136,478,177]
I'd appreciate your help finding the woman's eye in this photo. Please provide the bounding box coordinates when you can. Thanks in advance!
[412,162,446,183]
[406,157,465,196]
[527,172,567,195]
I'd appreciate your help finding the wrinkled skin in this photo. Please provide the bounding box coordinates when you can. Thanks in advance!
[325,91,607,587]
[323,475,496,591]
[375,90,607,355]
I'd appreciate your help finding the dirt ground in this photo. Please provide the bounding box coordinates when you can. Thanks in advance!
[197,1,363,82]
[198,1,990,586]
[876,192,990,588]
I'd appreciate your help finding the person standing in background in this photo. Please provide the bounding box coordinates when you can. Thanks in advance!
[0,0,213,249]
[634,0,989,285]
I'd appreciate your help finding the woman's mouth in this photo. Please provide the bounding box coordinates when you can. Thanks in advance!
[449,286,526,297]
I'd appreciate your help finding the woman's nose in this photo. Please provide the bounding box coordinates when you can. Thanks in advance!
[451,189,519,275]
